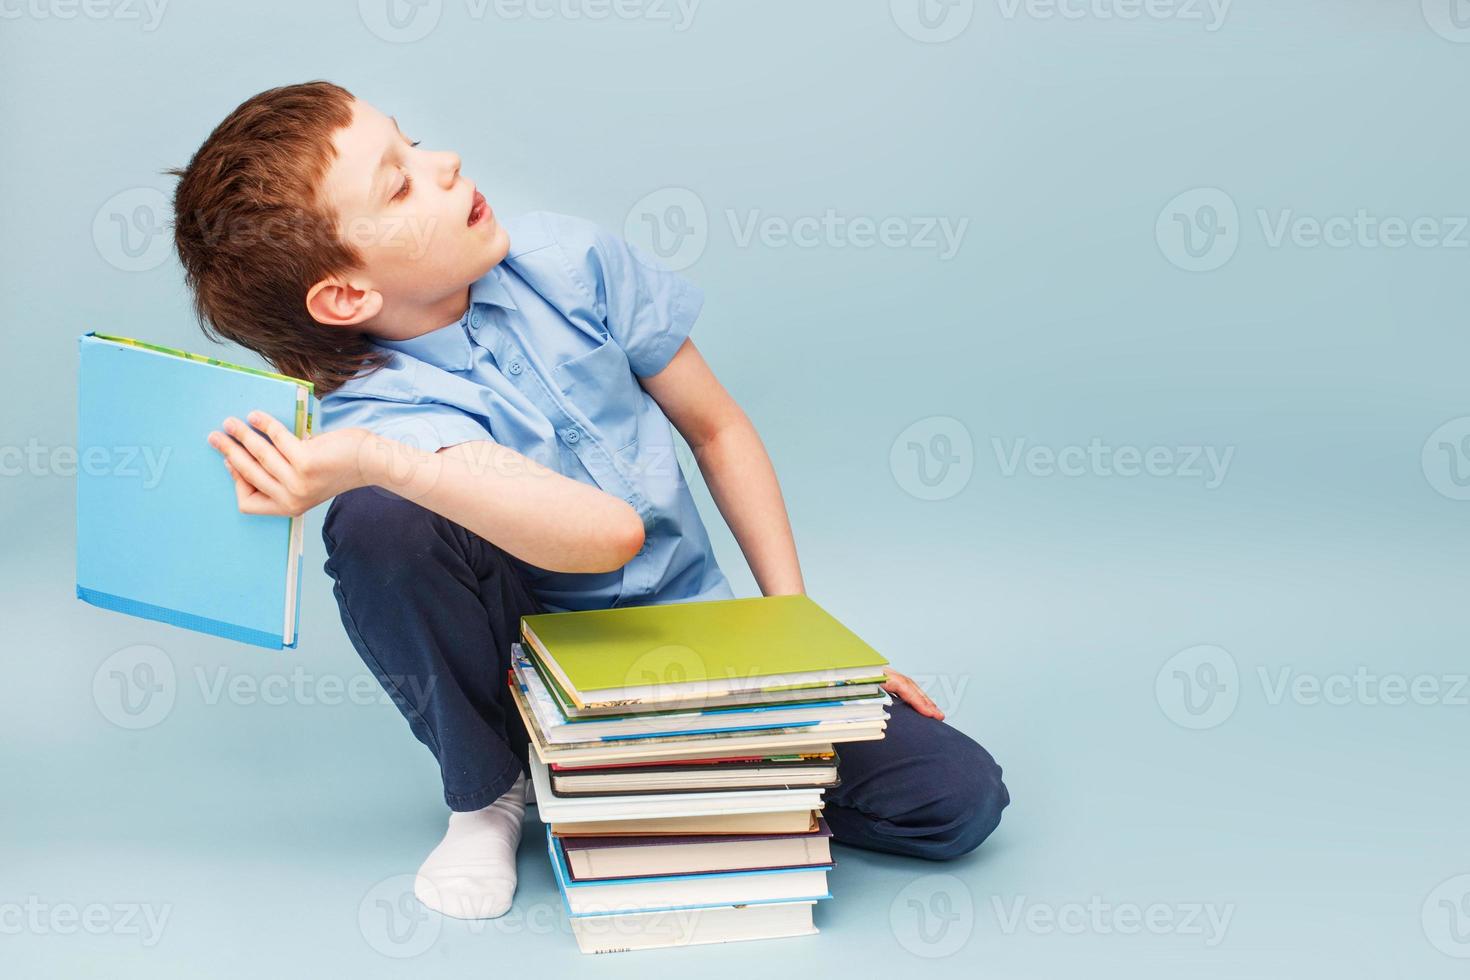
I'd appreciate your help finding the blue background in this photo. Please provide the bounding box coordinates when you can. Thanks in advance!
[3,1,1467,976]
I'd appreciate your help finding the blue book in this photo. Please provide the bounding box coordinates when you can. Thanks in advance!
[75,332,316,649]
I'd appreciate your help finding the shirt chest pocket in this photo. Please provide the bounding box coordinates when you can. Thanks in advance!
[551,336,639,454]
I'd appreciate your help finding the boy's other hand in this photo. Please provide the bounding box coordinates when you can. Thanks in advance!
[207,411,372,518]
[882,668,945,721]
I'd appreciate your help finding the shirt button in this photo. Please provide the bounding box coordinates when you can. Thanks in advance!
[563,428,581,444]
[470,312,482,328]
[508,359,523,376]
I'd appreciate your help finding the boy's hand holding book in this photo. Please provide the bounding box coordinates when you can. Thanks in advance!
[881,668,945,721]
[208,411,374,518]
[208,410,644,576]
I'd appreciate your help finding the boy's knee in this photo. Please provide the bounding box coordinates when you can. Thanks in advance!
[922,742,1010,861]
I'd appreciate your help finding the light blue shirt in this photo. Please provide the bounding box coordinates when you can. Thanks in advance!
[319,211,734,613]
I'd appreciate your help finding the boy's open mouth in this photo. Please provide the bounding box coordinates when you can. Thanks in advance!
[468,190,488,227]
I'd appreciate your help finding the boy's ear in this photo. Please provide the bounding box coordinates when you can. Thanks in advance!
[305,277,383,327]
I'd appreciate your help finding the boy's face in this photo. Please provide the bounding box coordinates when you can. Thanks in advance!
[315,98,508,328]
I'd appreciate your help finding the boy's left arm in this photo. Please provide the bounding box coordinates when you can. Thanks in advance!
[640,338,805,598]
[642,339,943,720]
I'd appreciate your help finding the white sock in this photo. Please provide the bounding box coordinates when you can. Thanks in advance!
[414,773,527,919]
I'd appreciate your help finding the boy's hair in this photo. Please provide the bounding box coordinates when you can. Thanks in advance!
[166,81,389,396]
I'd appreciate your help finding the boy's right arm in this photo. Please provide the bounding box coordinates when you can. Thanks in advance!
[210,412,644,575]
[399,437,645,574]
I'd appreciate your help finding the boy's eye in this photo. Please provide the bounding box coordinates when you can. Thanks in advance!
[390,142,420,201]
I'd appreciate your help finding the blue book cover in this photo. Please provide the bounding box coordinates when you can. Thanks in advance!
[75,332,315,650]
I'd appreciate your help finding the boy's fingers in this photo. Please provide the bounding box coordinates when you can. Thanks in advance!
[211,430,287,502]
[231,471,288,516]
[245,411,304,465]
[221,416,296,487]
[885,671,944,719]
[228,465,267,513]
[909,682,942,718]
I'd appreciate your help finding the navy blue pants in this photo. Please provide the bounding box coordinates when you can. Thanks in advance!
[321,486,1009,861]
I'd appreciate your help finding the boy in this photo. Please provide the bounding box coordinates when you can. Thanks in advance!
[173,81,1008,921]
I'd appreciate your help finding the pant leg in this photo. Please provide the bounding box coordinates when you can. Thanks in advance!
[321,485,547,812]
[824,699,1009,861]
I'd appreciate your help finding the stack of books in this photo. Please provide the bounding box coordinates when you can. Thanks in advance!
[508,594,892,954]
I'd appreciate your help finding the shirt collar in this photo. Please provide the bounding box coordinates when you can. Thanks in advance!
[373,265,517,373]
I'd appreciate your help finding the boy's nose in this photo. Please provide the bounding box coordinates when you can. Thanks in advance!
[439,151,461,187]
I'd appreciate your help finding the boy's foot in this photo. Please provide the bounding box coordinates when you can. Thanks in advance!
[414,774,527,919]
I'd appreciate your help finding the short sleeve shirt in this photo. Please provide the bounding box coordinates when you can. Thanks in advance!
[319,211,734,612]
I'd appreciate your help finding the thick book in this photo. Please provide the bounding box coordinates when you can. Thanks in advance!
[547,825,832,916]
[550,751,835,771]
[528,755,824,824]
[509,667,885,766]
[520,594,890,709]
[75,333,315,649]
[514,651,889,745]
[549,755,840,797]
[562,817,834,880]
[520,642,888,720]
[565,899,818,954]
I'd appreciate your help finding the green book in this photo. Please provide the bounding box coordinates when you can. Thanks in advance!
[520,595,890,710]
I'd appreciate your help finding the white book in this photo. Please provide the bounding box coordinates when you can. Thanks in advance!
[567,901,818,954]
[551,763,837,795]
[529,756,824,824]
[563,865,831,916]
